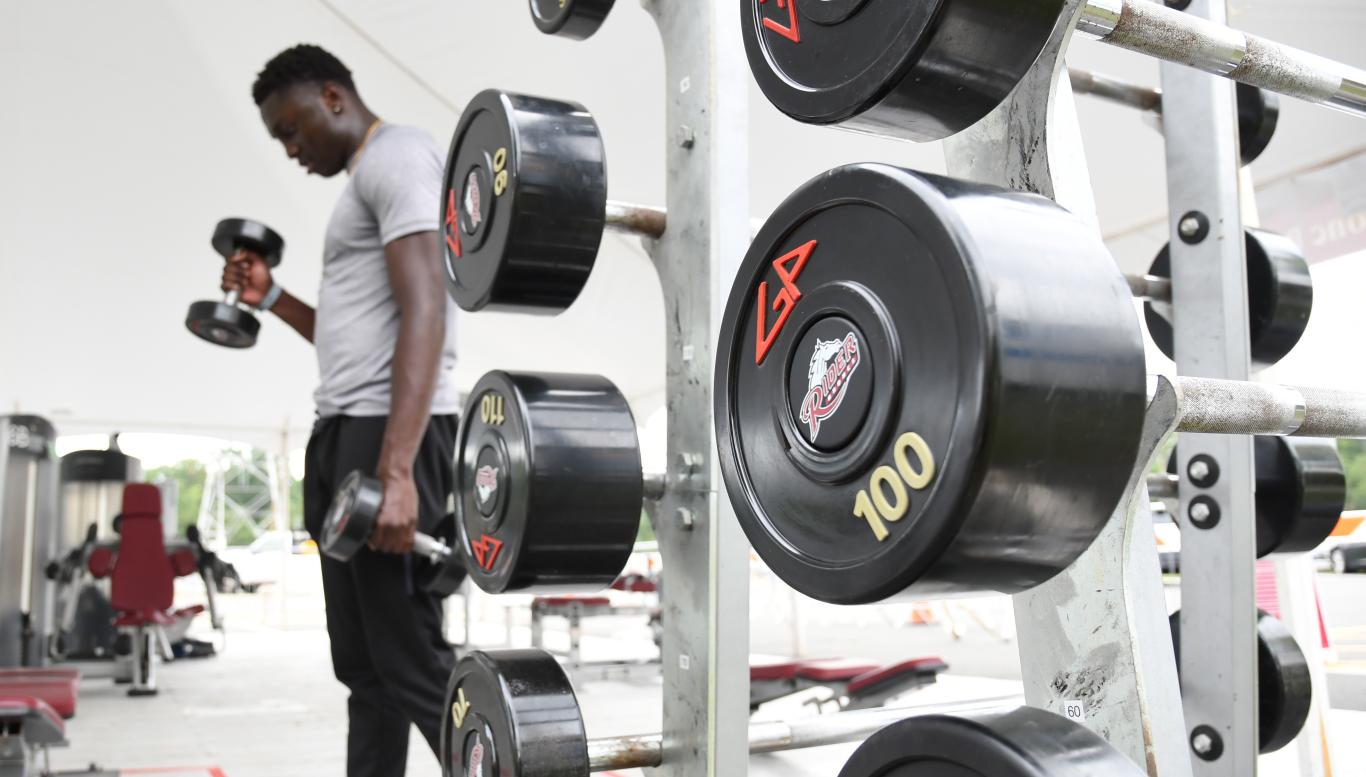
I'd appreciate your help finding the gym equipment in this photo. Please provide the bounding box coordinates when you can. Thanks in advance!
[1,415,59,668]
[60,437,140,551]
[1069,69,1279,165]
[454,371,651,593]
[1148,438,1345,557]
[1143,228,1312,366]
[1170,610,1311,754]
[715,163,1148,604]
[441,89,665,314]
[836,706,1145,777]
[716,162,1366,605]
[529,0,614,40]
[184,218,284,348]
[319,471,468,597]
[750,656,946,713]
[743,0,1366,142]
[440,648,1023,777]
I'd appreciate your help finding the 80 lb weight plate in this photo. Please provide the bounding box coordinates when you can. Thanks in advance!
[442,90,607,314]
[529,0,615,40]
[1144,228,1312,366]
[455,371,643,593]
[838,706,1146,777]
[715,163,1147,604]
[743,0,1066,141]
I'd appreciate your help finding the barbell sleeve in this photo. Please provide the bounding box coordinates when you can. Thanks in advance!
[585,695,1023,772]
[641,471,667,501]
[605,201,668,240]
[1147,473,1179,500]
[1069,67,1163,112]
[1125,273,1172,302]
[1168,376,1366,438]
[411,532,451,563]
[1079,0,1366,118]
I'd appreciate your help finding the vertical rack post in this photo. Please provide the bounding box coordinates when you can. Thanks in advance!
[1158,1,1259,774]
[944,2,1191,774]
[641,1,751,775]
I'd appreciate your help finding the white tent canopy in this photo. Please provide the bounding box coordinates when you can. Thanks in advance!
[2,1,1363,456]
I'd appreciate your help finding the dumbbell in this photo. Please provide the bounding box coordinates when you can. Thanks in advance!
[320,471,467,597]
[453,370,662,593]
[441,89,666,314]
[441,648,1121,777]
[528,0,614,40]
[1147,438,1345,557]
[713,162,1366,606]
[743,0,1363,142]
[1070,69,1279,166]
[1170,610,1311,754]
[185,218,284,349]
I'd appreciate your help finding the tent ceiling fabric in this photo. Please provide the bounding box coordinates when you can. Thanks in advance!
[2,1,1362,452]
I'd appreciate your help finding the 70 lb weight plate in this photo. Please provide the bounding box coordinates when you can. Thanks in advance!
[743,0,1066,141]
[455,371,643,593]
[442,90,607,314]
[715,163,1147,604]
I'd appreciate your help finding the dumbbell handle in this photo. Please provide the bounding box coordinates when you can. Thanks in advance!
[223,289,242,306]
[412,532,452,564]
[586,694,1021,772]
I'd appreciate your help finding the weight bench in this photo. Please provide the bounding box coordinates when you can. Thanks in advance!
[0,667,79,777]
[530,593,656,669]
[749,656,948,712]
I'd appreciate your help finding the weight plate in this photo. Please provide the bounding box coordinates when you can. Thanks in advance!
[1170,610,1312,754]
[1145,228,1312,366]
[211,218,284,267]
[742,0,1066,141]
[715,163,1147,604]
[838,706,1146,777]
[529,0,615,39]
[455,371,643,593]
[320,471,382,563]
[185,300,260,349]
[440,649,587,777]
[441,89,607,314]
[1237,84,1279,166]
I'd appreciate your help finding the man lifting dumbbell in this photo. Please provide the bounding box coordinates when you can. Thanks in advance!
[223,44,461,777]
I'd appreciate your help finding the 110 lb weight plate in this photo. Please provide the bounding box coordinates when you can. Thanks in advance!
[455,371,643,593]
[742,0,1066,141]
[441,90,607,314]
[1144,228,1312,366]
[715,163,1147,604]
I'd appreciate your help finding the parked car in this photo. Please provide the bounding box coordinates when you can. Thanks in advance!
[1313,510,1366,574]
[217,529,316,592]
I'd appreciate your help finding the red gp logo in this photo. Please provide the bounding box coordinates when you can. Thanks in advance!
[444,189,462,258]
[758,0,801,43]
[754,240,816,365]
[470,534,503,572]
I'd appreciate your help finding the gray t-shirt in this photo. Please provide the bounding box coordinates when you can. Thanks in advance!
[314,123,460,417]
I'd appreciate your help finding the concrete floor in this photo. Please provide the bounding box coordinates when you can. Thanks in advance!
[41,562,1366,777]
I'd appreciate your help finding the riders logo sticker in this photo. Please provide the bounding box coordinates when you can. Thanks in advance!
[475,465,499,507]
[799,332,861,443]
[463,170,483,232]
[466,739,484,777]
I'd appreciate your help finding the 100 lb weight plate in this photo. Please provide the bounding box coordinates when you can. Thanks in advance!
[715,163,1147,604]
[742,0,1066,141]
[441,90,607,314]
[455,371,643,593]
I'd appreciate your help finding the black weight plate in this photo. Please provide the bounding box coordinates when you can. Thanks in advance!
[715,163,1147,604]
[455,371,643,594]
[441,89,607,314]
[1255,438,1345,556]
[418,513,469,597]
[211,218,284,267]
[185,300,260,349]
[838,707,1146,777]
[1144,228,1312,366]
[1237,84,1279,166]
[529,0,615,39]
[440,649,587,777]
[1170,610,1312,754]
[742,0,1066,141]
[320,471,382,562]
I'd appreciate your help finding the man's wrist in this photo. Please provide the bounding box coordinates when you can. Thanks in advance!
[256,282,285,312]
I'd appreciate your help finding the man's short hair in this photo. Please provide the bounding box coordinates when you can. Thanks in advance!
[252,44,355,106]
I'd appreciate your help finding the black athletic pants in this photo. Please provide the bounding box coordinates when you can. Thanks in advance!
[303,414,458,777]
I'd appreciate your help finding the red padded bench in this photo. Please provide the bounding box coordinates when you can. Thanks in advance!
[845,657,948,709]
[750,656,801,709]
[748,656,949,712]
[0,668,79,719]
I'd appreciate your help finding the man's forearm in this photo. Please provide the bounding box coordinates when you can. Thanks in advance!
[270,289,317,343]
[376,310,443,478]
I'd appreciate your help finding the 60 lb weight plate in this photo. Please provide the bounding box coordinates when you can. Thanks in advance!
[455,371,643,593]
[442,90,607,314]
[838,706,1146,777]
[1144,228,1312,366]
[529,0,615,39]
[715,164,1147,604]
[743,0,1065,141]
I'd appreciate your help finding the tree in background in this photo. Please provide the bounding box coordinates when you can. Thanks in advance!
[146,451,304,545]
[1338,439,1366,510]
